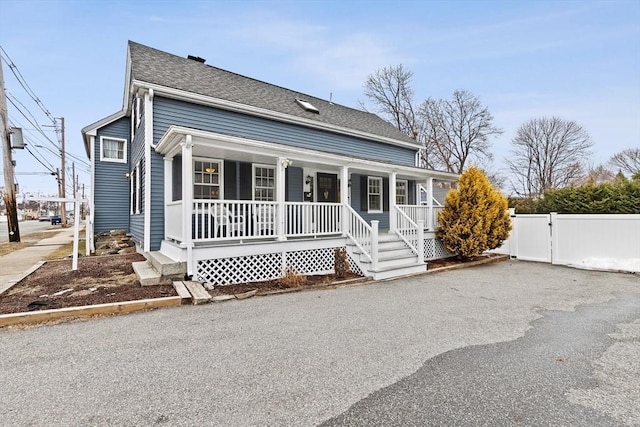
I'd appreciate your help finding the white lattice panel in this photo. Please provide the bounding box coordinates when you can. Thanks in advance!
[347,252,364,276]
[424,238,454,259]
[197,253,282,285]
[197,246,364,286]
[286,248,334,274]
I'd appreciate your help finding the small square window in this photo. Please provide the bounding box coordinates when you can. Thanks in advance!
[100,137,127,163]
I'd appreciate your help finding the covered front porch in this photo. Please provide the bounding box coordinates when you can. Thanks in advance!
[155,126,457,283]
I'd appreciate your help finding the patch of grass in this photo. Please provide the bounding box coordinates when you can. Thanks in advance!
[45,240,87,260]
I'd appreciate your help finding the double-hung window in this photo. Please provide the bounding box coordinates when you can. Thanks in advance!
[367,176,383,212]
[253,165,275,201]
[396,179,408,205]
[194,159,222,199]
[100,137,127,163]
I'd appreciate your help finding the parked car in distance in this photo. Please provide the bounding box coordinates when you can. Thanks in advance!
[50,215,62,225]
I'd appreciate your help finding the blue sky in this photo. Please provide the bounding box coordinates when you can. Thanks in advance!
[1,0,639,197]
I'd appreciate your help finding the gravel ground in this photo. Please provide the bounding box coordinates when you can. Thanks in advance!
[0,260,638,426]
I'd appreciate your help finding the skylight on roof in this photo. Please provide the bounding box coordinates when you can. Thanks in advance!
[295,98,319,114]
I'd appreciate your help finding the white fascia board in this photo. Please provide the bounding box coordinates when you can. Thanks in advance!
[122,46,133,112]
[131,80,420,151]
[156,126,458,180]
[81,110,127,158]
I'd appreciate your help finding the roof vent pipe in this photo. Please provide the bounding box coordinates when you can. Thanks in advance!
[187,55,206,63]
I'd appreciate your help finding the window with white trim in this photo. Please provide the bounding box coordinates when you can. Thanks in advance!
[100,137,127,163]
[368,176,383,212]
[194,159,222,199]
[396,180,408,205]
[253,165,275,201]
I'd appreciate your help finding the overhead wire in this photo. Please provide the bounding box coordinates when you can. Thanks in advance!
[0,45,57,125]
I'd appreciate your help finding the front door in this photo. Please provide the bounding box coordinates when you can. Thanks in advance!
[316,173,338,202]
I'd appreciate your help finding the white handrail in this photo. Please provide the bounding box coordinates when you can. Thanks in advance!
[345,204,374,264]
[394,205,421,257]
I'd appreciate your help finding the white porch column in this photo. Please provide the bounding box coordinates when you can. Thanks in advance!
[182,135,194,277]
[143,88,154,253]
[426,177,434,230]
[389,172,397,233]
[276,157,287,241]
[164,156,172,242]
[340,166,349,236]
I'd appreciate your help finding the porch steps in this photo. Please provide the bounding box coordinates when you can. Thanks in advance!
[133,251,187,286]
[347,232,426,281]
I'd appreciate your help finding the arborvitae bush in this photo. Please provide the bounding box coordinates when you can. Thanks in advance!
[436,167,512,259]
[510,175,640,214]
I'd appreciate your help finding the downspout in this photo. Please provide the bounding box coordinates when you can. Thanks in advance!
[143,88,154,252]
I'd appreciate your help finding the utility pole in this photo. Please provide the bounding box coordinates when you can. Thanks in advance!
[59,117,67,226]
[0,55,20,242]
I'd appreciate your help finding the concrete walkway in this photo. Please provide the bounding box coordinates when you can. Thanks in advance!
[0,226,77,294]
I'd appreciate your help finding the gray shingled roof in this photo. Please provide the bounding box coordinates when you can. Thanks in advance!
[128,41,418,146]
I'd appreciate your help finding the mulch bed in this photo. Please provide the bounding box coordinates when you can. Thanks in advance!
[0,254,176,315]
[205,272,363,297]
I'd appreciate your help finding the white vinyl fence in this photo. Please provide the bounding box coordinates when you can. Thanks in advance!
[493,213,640,271]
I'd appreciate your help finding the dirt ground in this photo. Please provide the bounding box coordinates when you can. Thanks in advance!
[0,254,176,315]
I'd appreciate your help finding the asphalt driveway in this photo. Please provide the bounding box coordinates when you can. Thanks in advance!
[1,260,638,426]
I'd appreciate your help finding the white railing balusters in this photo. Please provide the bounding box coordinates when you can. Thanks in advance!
[345,204,375,267]
[393,205,423,259]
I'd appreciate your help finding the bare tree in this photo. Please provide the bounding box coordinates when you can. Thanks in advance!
[363,64,419,139]
[507,117,593,197]
[418,90,502,174]
[609,148,640,177]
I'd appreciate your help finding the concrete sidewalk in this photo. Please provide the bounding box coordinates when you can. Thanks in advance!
[0,227,77,295]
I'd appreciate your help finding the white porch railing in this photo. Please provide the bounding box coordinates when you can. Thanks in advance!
[393,205,424,262]
[166,201,182,241]
[398,205,445,230]
[185,200,344,243]
[345,204,376,267]
[432,206,444,229]
[285,202,342,237]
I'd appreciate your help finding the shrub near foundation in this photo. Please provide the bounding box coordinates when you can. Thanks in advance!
[436,167,511,259]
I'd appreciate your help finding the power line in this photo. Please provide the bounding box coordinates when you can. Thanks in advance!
[6,93,59,150]
[0,45,57,126]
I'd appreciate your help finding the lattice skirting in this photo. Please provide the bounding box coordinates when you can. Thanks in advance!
[197,247,363,286]
[423,237,455,260]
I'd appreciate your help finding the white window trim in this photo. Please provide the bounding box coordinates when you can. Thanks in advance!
[252,164,276,201]
[396,179,408,205]
[99,136,127,163]
[135,162,141,214]
[367,176,383,213]
[193,157,223,200]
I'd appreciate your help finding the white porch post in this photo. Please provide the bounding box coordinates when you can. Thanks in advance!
[417,220,425,264]
[426,177,434,230]
[164,156,172,242]
[371,220,379,270]
[276,157,287,241]
[182,135,194,277]
[340,166,349,236]
[389,172,397,233]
